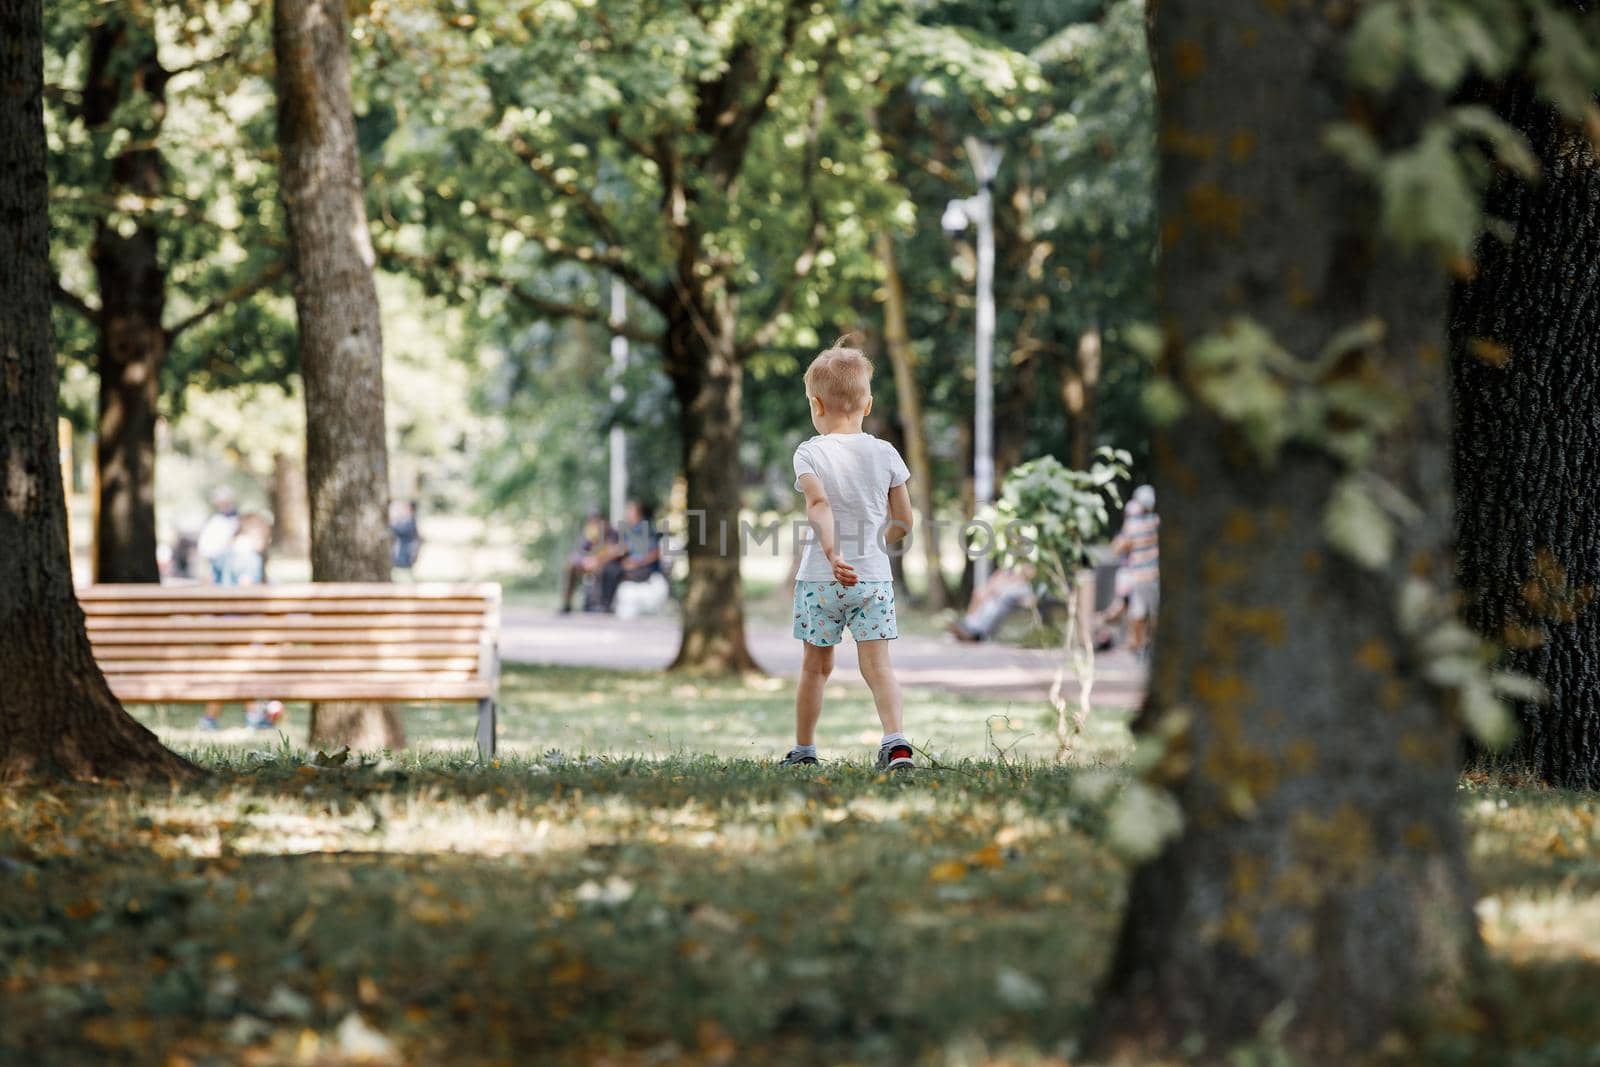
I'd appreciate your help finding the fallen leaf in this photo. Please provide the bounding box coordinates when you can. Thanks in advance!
[969,844,1005,870]
[336,1012,399,1064]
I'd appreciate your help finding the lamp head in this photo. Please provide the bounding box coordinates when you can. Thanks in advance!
[941,200,969,235]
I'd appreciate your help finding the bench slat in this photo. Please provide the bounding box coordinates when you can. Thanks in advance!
[109,680,494,702]
[87,628,485,646]
[79,583,500,601]
[83,599,491,616]
[85,615,488,632]
[82,583,501,725]
[100,658,482,675]
[91,643,483,660]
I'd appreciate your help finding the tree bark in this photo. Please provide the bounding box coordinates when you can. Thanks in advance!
[83,15,168,583]
[1452,69,1600,789]
[0,0,194,783]
[877,231,952,610]
[1063,323,1101,470]
[275,0,403,749]
[663,300,759,674]
[994,344,1039,480]
[1090,4,1477,1060]
[271,450,311,556]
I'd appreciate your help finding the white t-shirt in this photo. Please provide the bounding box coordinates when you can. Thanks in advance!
[197,512,239,562]
[793,433,910,582]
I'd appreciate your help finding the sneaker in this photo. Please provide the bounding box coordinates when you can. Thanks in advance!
[876,742,915,773]
[198,716,221,731]
[779,748,819,767]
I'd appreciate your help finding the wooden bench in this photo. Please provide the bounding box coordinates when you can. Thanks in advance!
[81,583,502,756]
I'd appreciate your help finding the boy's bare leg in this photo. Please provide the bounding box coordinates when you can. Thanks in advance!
[856,639,904,735]
[795,642,834,745]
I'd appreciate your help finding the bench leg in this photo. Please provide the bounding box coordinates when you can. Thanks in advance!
[476,698,497,760]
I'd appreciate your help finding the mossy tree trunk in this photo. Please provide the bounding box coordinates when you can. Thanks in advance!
[275,0,404,749]
[0,0,194,783]
[1452,63,1600,790]
[663,297,759,675]
[1090,2,1478,1060]
[83,14,169,583]
[1063,323,1101,470]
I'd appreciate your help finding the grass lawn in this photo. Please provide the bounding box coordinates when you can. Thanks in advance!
[2,672,1597,1065]
[132,664,1134,767]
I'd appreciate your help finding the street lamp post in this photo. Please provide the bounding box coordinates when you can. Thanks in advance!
[943,138,1003,590]
[608,277,628,527]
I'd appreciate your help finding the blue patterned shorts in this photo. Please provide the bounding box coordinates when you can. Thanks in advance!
[793,580,898,646]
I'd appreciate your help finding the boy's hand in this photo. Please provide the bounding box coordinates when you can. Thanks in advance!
[829,553,859,587]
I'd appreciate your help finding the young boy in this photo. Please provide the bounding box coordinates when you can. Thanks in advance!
[782,339,917,771]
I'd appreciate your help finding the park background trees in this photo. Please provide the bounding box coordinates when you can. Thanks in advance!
[46,0,292,582]
[275,0,404,749]
[31,0,1599,787]
[41,0,1158,676]
[12,0,1600,1060]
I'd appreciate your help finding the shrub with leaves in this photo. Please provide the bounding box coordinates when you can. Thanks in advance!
[985,450,1131,759]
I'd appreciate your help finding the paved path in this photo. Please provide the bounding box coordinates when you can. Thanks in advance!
[501,607,1148,710]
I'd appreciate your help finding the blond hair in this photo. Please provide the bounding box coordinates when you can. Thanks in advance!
[804,335,873,414]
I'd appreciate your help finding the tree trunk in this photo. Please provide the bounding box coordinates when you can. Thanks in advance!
[663,300,758,675]
[1453,68,1600,789]
[271,450,311,557]
[84,15,168,583]
[1063,323,1101,470]
[877,231,951,610]
[954,419,976,608]
[275,0,403,750]
[994,345,1039,480]
[0,0,194,783]
[1090,4,1477,1060]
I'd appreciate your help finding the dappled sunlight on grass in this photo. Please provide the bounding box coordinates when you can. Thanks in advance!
[7,711,1599,1064]
[129,665,1138,767]
[1464,780,1600,969]
[2,755,1119,1065]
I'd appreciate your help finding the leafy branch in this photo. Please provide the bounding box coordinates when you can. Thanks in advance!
[166,260,288,342]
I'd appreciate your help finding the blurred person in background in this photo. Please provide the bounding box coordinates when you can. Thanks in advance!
[391,499,423,575]
[201,513,284,731]
[196,487,240,584]
[1109,484,1160,658]
[561,509,618,613]
[947,563,1038,643]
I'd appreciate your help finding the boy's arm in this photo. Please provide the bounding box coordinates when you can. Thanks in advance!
[798,473,858,586]
[884,483,914,544]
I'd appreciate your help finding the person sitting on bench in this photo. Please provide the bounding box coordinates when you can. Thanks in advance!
[947,564,1037,643]
[597,500,662,611]
[560,510,618,614]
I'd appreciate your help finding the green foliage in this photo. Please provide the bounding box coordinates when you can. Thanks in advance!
[354,0,1158,528]
[1339,0,1600,258]
[883,0,1157,489]
[1159,316,1406,470]
[45,0,294,412]
[364,0,901,347]
[470,318,681,571]
[1327,105,1542,258]
[986,450,1130,589]
[1398,577,1542,750]
[1324,475,1399,571]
